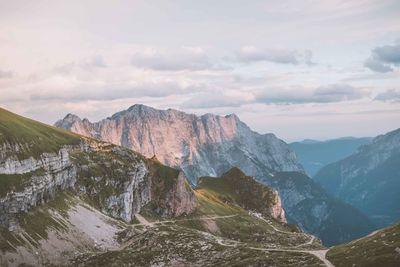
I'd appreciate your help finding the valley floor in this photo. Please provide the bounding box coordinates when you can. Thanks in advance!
[127,213,334,267]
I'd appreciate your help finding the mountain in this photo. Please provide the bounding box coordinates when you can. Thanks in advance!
[314,128,400,228]
[0,107,196,231]
[261,172,375,246]
[55,104,304,185]
[0,107,336,266]
[290,137,372,176]
[56,104,375,246]
[327,223,400,267]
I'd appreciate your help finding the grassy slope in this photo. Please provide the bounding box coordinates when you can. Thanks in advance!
[0,107,81,159]
[195,167,276,216]
[72,170,325,266]
[0,108,81,197]
[327,223,400,267]
[143,168,321,249]
[0,191,77,253]
[73,224,323,267]
[1,168,324,266]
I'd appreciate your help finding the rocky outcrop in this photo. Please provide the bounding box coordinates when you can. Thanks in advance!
[0,144,73,175]
[55,104,304,185]
[271,191,286,223]
[0,144,78,229]
[0,139,197,230]
[151,171,197,217]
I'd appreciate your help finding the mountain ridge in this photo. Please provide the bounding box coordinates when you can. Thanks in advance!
[314,127,400,227]
[55,104,376,246]
[55,103,305,185]
[0,107,333,266]
[290,137,372,176]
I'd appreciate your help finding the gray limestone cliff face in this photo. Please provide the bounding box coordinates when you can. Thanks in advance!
[0,144,77,229]
[0,140,197,230]
[152,172,197,217]
[55,104,304,185]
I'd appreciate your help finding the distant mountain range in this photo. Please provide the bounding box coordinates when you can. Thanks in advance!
[315,128,400,228]
[290,137,372,177]
[55,104,376,246]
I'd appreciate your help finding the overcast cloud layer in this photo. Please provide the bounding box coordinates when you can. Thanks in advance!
[0,0,400,141]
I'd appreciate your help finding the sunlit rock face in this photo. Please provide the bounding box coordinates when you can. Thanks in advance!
[55,104,304,185]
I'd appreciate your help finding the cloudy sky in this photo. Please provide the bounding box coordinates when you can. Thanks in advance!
[1,0,400,141]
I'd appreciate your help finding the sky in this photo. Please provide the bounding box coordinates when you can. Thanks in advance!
[0,0,400,142]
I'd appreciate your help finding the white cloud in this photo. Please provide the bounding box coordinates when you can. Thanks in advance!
[130,47,227,71]
[374,89,400,102]
[1,0,399,140]
[181,84,370,109]
[364,43,400,73]
[236,46,315,65]
[0,69,13,79]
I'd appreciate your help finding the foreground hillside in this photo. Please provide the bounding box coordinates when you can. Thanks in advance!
[0,107,196,230]
[315,128,400,227]
[327,223,400,267]
[0,107,330,266]
[1,107,399,266]
[290,137,372,176]
[55,104,375,246]
[1,171,329,266]
[72,169,330,266]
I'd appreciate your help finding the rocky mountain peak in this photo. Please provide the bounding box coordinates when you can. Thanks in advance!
[55,113,81,128]
[55,104,304,185]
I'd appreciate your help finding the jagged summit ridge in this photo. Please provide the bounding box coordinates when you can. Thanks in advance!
[55,104,304,185]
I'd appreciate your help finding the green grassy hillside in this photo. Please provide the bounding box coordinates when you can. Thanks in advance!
[327,223,400,267]
[0,107,81,159]
[196,167,287,222]
[71,168,325,266]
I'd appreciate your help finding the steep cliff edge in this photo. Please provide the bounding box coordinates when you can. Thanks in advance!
[0,107,197,230]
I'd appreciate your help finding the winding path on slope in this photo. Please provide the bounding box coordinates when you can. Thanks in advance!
[209,232,333,267]
[132,213,335,267]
